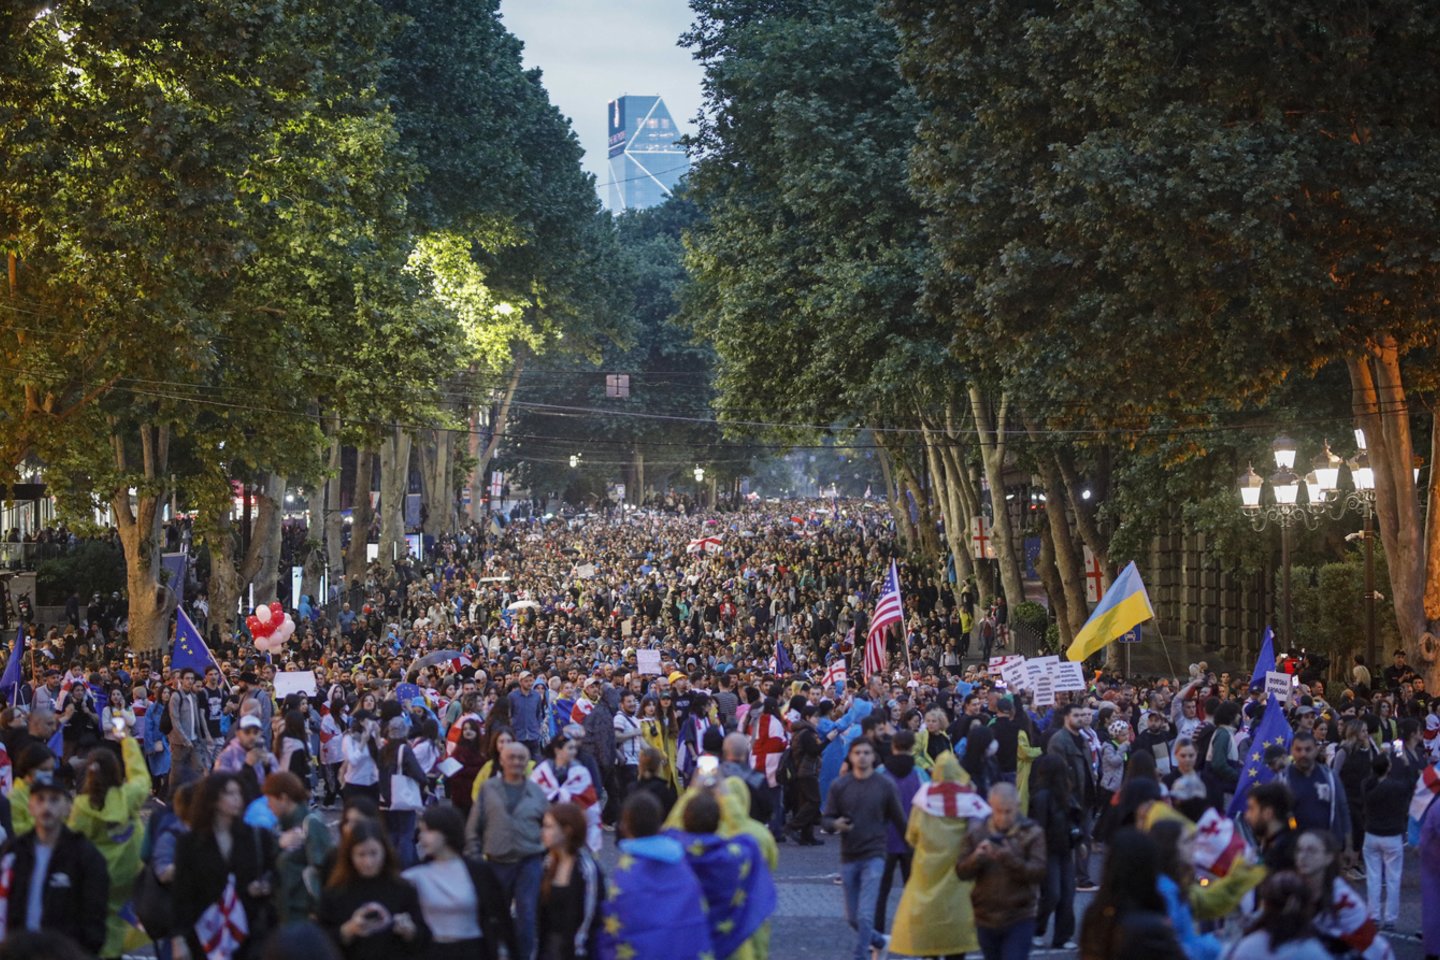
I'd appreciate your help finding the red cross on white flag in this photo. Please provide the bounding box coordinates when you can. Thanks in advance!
[1083,547,1106,604]
[970,515,995,560]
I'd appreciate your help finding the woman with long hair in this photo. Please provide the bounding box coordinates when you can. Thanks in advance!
[1149,820,1222,960]
[172,773,278,960]
[340,710,381,805]
[639,696,680,794]
[145,684,173,796]
[68,732,149,959]
[538,802,603,960]
[1030,754,1078,950]
[533,732,601,852]
[1292,829,1395,960]
[380,716,428,868]
[319,699,349,808]
[444,718,485,813]
[1225,872,1332,960]
[317,819,430,960]
[277,709,312,782]
[1077,828,1184,960]
[102,687,136,743]
[402,805,508,960]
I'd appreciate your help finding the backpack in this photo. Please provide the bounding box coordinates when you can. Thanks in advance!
[774,745,795,788]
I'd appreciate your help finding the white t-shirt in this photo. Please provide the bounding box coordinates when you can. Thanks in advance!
[402,858,480,942]
[26,841,54,932]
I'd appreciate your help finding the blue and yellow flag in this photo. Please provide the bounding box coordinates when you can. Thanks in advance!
[668,830,777,958]
[598,835,716,960]
[1065,560,1154,662]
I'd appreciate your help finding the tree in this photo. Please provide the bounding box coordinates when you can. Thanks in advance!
[885,0,1440,678]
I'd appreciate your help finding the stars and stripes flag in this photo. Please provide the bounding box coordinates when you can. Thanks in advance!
[821,658,848,690]
[864,560,904,676]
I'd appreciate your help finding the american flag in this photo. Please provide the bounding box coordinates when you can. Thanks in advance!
[865,560,904,676]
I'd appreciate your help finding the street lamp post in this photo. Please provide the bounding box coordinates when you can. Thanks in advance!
[1239,435,1376,660]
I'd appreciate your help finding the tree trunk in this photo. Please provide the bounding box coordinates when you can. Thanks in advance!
[877,444,915,553]
[345,447,376,584]
[633,447,646,506]
[322,423,344,594]
[377,427,413,570]
[895,453,941,563]
[1037,523,1074,653]
[472,354,525,519]
[112,423,175,652]
[420,427,456,538]
[250,473,284,605]
[969,386,1026,607]
[1348,339,1439,680]
[207,509,242,640]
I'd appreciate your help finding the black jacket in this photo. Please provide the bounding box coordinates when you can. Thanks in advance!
[1363,771,1413,837]
[1,826,109,954]
[317,875,432,960]
[174,823,278,960]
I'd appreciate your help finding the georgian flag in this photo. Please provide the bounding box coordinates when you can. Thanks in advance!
[195,875,249,960]
[821,658,848,690]
[686,536,722,555]
[1193,808,1250,878]
[1411,762,1440,822]
[913,780,990,819]
[570,696,595,725]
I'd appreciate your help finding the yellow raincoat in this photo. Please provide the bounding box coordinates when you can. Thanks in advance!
[890,753,979,958]
[664,776,778,960]
[641,715,681,793]
[68,736,150,956]
[1016,730,1043,814]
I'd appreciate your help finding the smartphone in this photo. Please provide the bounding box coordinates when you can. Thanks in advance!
[696,755,720,783]
[1392,739,1403,755]
[112,717,126,732]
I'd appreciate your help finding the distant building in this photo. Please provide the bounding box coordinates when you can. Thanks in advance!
[607,95,688,211]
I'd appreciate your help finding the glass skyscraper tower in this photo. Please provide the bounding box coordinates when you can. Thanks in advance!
[607,95,688,211]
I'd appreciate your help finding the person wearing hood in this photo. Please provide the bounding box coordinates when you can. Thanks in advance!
[68,729,149,958]
[597,792,714,960]
[877,729,926,934]
[667,791,777,960]
[891,752,985,960]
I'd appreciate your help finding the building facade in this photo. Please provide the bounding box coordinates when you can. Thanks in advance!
[607,95,688,211]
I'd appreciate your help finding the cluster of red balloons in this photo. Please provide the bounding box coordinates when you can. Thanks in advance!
[247,601,295,653]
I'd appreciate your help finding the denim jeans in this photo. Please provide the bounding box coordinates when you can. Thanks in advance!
[1036,850,1076,946]
[491,853,545,960]
[977,918,1036,960]
[1362,832,1403,924]
[385,809,418,869]
[841,856,888,960]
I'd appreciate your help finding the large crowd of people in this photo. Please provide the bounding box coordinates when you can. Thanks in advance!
[0,502,1435,960]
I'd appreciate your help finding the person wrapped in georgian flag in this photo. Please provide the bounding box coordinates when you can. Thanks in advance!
[531,729,601,852]
[889,752,987,959]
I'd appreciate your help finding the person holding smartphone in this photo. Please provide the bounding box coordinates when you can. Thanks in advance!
[318,818,431,960]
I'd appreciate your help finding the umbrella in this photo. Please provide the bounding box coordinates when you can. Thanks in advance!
[506,599,541,611]
[406,649,468,679]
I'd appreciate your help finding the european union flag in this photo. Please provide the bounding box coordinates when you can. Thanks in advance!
[0,625,25,705]
[1227,693,1294,817]
[597,835,714,960]
[171,608,216,674]
[1249,627,1276,690]
[669,830,777,958]
[772,639,794,675]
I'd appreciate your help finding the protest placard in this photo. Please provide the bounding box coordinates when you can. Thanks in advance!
[636,649,663,675]
[1001,658,1030,691]
[274,670,318,699]
[1265,670,1293,705]
[1053,661,1087,692]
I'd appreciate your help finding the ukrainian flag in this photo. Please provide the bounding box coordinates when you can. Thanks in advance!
[1065,560,1154,662]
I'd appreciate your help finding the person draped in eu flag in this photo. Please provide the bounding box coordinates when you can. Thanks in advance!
[596,792,714,960]
[668,791,776,960]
